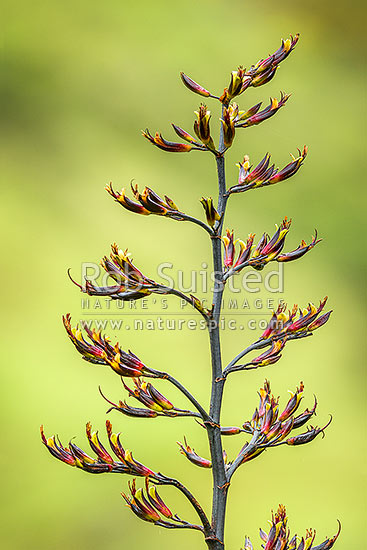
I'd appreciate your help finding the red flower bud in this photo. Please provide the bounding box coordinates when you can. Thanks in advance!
[177,437,212,468]
[278,382,304,422]
[235,93,290,129]
[286,417,332,446]
[251,339,286,367]
[172,124,203,146]
[229,147,307,194]
[143,129,193,152]
[41,422,155,476]
[145,478,173,519]
[106,183,150,215]
[222,229,235,267]
[180,72,211,97]
[220,426,242,436]
[122,480,161,523]
[107,181,183,218]
[86,422,114,463]
[307,310,333,331]
[276,230,321,263]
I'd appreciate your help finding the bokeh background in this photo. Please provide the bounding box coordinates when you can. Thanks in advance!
[2,1,365,548]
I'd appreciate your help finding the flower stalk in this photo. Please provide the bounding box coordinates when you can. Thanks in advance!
[41,34,340,550]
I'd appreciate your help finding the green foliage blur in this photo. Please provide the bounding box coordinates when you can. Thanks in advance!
[2,1,365,548]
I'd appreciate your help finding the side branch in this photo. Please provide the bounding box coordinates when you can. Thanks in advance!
[156,474,212,535]
[107,182,214,236]
[147,368,212,423]
[223,332,313,377]
[159,285,210,320]
[177,212,215,236]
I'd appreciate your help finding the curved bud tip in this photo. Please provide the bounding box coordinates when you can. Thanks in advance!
[67,268,83,290]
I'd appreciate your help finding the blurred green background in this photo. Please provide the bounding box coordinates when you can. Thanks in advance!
[2,1,365,548]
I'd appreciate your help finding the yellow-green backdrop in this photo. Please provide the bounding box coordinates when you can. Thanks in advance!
[2,1,365,549]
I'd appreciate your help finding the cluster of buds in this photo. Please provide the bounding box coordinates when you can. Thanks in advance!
[69,244,210,318]
[63,314,148,377]
[261,298,332,340]
[122,478,172,524]
[179,35,299,107]
[247,34,299,78]
[242,504,341,550]
[220,35,299,105]
[144,96,290,155]
[235,298,332,372]
[143,109,217,155]
[220,66,252,105]
[180,68,250,106]
[229,146,308,194]
[222,219,320,274]
[69,243,159,301]
[41,421,155,477]
[106,182,184,219]
[232,93,291,129]
[177,437,213,468]
[236,380,330,466]
[144,104,230,156]
[99,379,199,419]
[122,478,201,530]
[144,36,299,156]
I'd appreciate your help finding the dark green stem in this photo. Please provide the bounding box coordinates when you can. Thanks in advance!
[205,129,229,548]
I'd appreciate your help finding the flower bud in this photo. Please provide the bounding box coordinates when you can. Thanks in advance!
[220,426,242,436]
[251,66,277,87]
[172,124,202,145]
[233,234,255,268]
[177,437,212,468]
[143,129,193,152]
[146,478,173,519]
[122,480,161,523]
[180,72,211,97]
[292,397,318,429]
[86,422,114,463]
[99,387,159,418]
[251,339,286,367]
[244,503,340,550]
[106,183,150,215]
[194,104,217,152]
[146,382,174,410]
[286,417,332,446]
[276,230,320,263]
[222,229,235,267]
[200,197,220,227]
[221,107,235,148]
[278,382,304,422]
